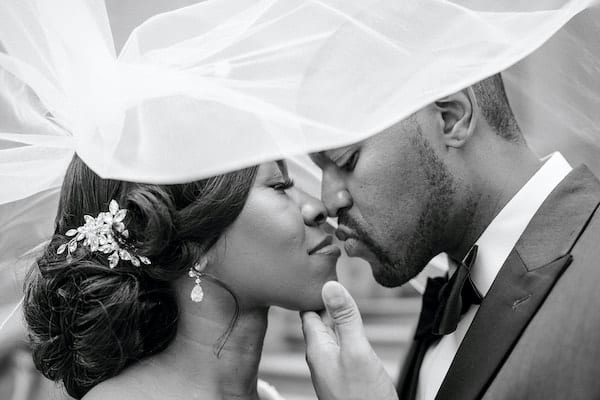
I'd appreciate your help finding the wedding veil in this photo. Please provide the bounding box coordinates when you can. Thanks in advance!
[1,0,599,327]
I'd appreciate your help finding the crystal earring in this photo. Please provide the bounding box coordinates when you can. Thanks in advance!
[189,258,207,303]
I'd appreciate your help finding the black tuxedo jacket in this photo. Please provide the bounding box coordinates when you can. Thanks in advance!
[398,165,600,400]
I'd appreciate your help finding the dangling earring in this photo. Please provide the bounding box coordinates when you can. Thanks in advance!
[189,258,208,303]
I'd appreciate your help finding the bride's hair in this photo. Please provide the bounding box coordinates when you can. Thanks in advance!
[23,154,258,399]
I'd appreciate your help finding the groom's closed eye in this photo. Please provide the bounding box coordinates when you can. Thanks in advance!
[323,147,359,171]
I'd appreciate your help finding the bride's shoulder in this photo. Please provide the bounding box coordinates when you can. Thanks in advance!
[82,374,143,400]
[83,374,284,399]
[257,379,286,400]
[82,385,131,400]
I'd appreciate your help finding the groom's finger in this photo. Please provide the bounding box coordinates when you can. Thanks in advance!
[321,281,368,349]
[301,311,338,355]
[318,308,335,331]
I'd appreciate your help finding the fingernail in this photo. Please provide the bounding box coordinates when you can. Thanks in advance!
[323,282,346,308]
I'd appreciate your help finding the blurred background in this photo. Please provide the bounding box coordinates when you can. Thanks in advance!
[1,1,598,399]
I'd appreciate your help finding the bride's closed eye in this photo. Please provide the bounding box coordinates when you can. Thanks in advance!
[271,177,294,193]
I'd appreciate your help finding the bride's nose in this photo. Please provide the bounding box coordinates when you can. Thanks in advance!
[291,188,327,226]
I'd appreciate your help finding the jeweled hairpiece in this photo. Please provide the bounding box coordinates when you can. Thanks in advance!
[56,199,151,268]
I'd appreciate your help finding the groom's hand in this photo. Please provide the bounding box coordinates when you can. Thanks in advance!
[301,281,398,400]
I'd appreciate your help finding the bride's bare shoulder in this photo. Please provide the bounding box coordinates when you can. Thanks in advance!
[81,367,166,400]
[82,371,223,400]
[82,376,141,400]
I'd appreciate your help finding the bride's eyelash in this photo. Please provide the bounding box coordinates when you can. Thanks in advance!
[272,178,294,191]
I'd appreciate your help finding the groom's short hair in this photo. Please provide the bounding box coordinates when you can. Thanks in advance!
[471,73,523,143]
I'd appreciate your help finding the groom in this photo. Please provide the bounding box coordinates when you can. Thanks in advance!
[302,73,600,399]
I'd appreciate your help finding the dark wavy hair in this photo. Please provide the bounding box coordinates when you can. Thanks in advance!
[23,154,258,399]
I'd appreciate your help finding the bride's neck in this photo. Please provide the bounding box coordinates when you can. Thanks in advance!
[147,282,268,400]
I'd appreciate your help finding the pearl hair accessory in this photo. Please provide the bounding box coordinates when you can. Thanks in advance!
[56,199,151,268]
[189,258,208,303]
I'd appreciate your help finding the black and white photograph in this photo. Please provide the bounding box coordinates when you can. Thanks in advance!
[1,0,599,399]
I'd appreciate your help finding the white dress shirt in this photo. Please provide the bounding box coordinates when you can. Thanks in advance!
[416,152,573,400]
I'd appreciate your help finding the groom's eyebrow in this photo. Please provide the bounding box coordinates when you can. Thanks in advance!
[310,151,330,166]
[325,147,353,164]
[312,148,350,166]
[319,149,343,162]
[275,160,289,178]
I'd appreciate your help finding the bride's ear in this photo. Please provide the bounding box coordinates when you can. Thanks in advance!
[194,255,209,272]
[201,246,219,272]
[433,88,477,149]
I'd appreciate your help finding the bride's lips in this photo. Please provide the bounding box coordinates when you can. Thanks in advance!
[308,235,341,257]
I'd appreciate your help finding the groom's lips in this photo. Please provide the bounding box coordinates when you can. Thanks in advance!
[335,225,362,257]
[308,235,341,257]
[335,225,374,260]
[335,225,357,241]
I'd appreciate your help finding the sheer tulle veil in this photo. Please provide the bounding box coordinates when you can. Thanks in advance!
[1,0,599,327]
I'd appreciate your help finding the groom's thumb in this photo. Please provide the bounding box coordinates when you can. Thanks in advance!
[322,281,367,348]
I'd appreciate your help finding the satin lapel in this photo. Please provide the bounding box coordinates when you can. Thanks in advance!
[435,166,600,400]
[435,251,572,400]
[396,339,424,400]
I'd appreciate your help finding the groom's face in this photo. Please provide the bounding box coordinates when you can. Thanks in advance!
[311,113,456,287]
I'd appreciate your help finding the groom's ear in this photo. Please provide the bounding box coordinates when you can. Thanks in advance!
[433,88,477,149]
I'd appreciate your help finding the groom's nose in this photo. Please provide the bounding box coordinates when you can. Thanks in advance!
[321,178,353,218]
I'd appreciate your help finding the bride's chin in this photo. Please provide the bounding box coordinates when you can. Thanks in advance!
[297,278,340,312]
[296,301,325,312]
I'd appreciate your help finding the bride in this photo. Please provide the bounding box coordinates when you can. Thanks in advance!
[0,1,353,399]
[24,155,340,399]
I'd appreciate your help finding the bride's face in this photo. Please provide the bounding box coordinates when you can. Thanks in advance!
[209,161,340,311]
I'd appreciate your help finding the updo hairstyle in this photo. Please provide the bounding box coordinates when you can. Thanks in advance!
[23,154,258,398]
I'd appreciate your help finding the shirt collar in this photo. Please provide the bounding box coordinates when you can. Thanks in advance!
[470,152,572,297]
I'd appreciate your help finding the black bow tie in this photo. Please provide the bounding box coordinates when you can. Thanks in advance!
[396,246,482,400]
[415,245,482,340]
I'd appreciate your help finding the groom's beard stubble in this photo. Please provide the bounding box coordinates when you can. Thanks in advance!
[340,212,440,288]
[340,132,456,288]
[338,214,402,287]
